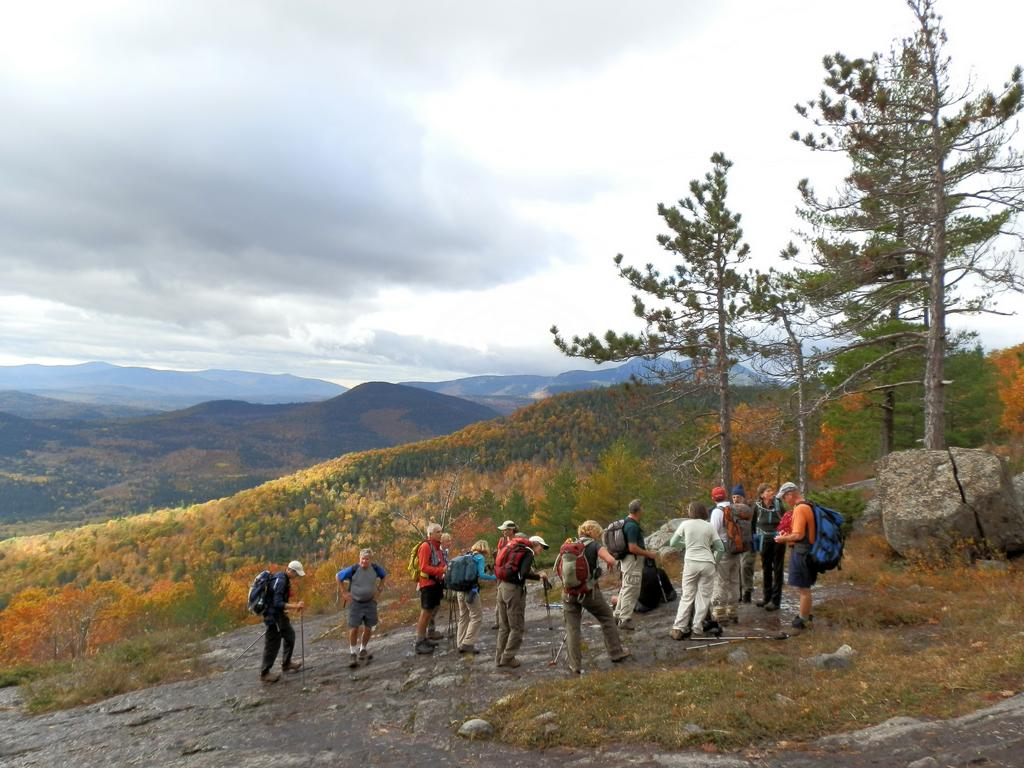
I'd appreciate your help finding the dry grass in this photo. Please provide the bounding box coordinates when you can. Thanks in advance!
[22,629,210,713]
[489,534,1024,751]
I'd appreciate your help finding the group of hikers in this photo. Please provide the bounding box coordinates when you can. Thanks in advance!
[257,481,821,681]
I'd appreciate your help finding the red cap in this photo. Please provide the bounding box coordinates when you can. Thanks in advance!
[711,486,728,502]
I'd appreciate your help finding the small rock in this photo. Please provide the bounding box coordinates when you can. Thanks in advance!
[457,718,494,739]
[543,723,560,736]
[494,694,514,707]
[834,644,856,658]
[775,694,795,706]
[427,673,460,690]
[365,703,373,710]
[727,649,749,664]
[683,723,704,735]
[906,757,939,768]
[534,711,557,724]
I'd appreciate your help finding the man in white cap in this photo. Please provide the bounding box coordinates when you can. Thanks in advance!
[493,533,549,668]
[492,520,519,630]
[260,560,305,683]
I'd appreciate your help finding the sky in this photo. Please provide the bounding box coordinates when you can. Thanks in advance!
[1,0,1022,387]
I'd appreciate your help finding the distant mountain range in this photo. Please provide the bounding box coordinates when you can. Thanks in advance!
[0,362,347,411]
[404,358,762,413]
[0,382,496,532]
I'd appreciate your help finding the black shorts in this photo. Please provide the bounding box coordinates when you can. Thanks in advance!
[419,583,444,610]
[348,599,378,628]
[788,550,818,589]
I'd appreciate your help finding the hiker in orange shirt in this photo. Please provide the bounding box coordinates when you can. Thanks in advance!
[774,482,816,630]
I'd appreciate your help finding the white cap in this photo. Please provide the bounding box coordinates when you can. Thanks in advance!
[287,560,305,577]
[528,535,549,550]
[498,520,518,531]
[777,482,799,497]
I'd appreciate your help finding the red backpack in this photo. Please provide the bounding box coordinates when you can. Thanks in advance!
[555,538,596,596]
[495,536,533,582]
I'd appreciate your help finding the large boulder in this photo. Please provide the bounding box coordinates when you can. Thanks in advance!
[1015,473,1024,507]
[878,448,1024,558]
[646,517,685,559]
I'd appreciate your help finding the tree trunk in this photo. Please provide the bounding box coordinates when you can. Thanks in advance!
[782,312,807,492]
[717,281,733,490]
[881,389,895,456]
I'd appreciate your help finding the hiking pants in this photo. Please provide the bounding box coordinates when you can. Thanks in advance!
[761,535,786,606]
[712,552,741,621]
[613,554,643,622]
[672,559,715,633]
[495,581,526,664]
[261,615,295,675]
[563,586,624,671]
[740,550,756,595]
[456,590,483,648]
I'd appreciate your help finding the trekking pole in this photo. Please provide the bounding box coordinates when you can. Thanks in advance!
[713,632,790,641]
[447,588,456,651]
[542,580,554,630]
[300,612,307,690]
[684,639,733,651]
[228,627,268,667]
[549,631,567,667]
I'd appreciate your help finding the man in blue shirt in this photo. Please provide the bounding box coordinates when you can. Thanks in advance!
[337,548,387,668]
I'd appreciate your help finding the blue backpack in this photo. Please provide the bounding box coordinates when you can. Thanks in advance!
[806,501,845,573]
[446,552,479,592]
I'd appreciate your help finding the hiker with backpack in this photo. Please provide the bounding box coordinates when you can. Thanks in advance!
[413,523,449,654]
[709,486,744,625]
[259,560,305,683]
[668,502,725,640]
[754,483,786,612]
[336,548,387,668]
[494,533,549,668]
[731,484,756,603]
[425,532,455,642]
[610,499,659,631]
[449,539,497,654]
[557,520,631,673]
[774,481,815,630]
[492,521,519,629]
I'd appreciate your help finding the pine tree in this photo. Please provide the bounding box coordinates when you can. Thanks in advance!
[553,153,754,488]
[533,464,579,545]
[794,0,1024,450]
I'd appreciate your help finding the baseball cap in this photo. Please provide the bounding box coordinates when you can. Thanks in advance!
[287,560,305,577]
[498,520,518,531]
[528,535,549,550]
[711,486,728,502]
[777,482,799,497]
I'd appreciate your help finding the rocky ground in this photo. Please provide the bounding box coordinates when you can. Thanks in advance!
[1,584,1022,768]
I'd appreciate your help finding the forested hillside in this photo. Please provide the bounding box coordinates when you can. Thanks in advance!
[0,382,497,531]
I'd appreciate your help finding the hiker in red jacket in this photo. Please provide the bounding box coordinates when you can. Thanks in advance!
[414,523,448,654]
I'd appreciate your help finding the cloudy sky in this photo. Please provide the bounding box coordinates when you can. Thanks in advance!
[1,0,1022,386]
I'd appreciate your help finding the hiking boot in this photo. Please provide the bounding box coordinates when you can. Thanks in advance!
[700,620,723,638]
[670,628,691,641]
[348,652,359,668]
[764,602,779,612]
[497,657,521,668]
[742,590,752,603]
[755,598,767,607]
[458,645,476,654]
[617,618,636,631]
[415,639,436,654]
[260,671,281,684]
[568,666,581,675]
[426,630,445,641]
[423,637,439,647]
[283,661,302,673]
[610,650,631,663]
[358,649,372,662]
[791,615,812,630]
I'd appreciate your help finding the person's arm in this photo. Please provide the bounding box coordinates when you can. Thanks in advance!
[669,522,687,551]
[712,536,725,563]
[476,554,497,582]
[776,505,807,544]
[626,521,657,560]
[280,576,304,613]
[521,550,547,583]
[596,545,617,568]
[336,567,354,604]
[373,564,387,598]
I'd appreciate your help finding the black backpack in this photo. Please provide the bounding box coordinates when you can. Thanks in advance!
[446,552,480,592]
[247,570,273,615]
[603,518,630,560]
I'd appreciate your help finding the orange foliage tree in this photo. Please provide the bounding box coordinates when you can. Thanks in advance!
[991,344,1024,440]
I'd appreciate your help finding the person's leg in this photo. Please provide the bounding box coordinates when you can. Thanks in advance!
[465,592,483,648]
[495,583,511,664]
[770,542,786,607]
[741,550,754,600]
[456,592,469,648]
[586,588,625,659]
[279,616,295,667]
[759,538,774,605]
[727,554,741,622]
[711,554,730,622]
[501,585,527,663]
[673,563,699,632]
[563,594,583,671]
[693,562,716,633]
[416,608,432,640]
[799,588,812,619]
[261,621,281,676]
[613,555,643,623]
[348,627,359,650]
[360,624,372,650]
